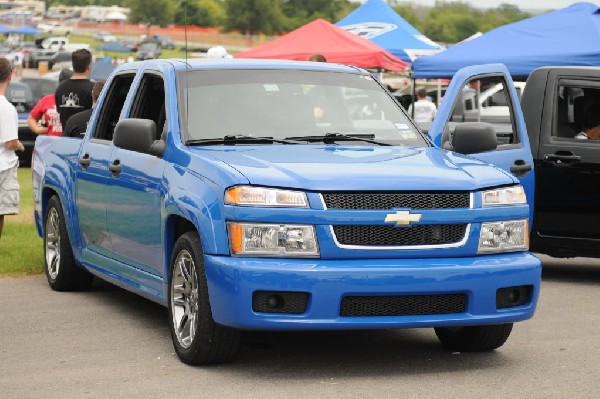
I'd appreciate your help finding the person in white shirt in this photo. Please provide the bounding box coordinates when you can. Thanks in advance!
[408,87,437,124]
[0,57,24,239]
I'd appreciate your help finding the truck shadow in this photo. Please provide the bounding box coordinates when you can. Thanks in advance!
[538,254,600,284]
[230,329,512,378]
[80,278,513,376]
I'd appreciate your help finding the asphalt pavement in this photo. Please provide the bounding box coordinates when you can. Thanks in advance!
[1,254,599,399]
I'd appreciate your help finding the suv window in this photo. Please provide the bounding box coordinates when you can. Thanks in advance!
[554,83,600,139]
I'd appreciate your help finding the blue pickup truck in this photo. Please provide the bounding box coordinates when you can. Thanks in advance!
[33,59,540,365]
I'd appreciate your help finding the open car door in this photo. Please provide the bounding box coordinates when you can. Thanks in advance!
[427,64,535,215]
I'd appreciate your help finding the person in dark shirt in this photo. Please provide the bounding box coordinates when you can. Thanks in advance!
[64,80,105,138]
[54,49,94,129]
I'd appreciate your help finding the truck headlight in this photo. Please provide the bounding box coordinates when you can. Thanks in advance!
[228,223,319,257]
[482,186,526,206]
[225,186,308,207]
[478,219,529,253]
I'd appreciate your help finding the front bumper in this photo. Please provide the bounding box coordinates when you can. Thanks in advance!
[204,252,541,330]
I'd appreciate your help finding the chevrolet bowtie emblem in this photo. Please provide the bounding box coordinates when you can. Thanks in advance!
[384,210,422,226]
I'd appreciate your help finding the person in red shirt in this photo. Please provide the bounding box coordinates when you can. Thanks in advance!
[27,69,73,136]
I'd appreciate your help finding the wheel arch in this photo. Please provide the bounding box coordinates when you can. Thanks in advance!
[40,185,81,248]
[163,214,196,275]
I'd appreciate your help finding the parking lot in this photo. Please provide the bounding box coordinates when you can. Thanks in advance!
[0,254,598,398]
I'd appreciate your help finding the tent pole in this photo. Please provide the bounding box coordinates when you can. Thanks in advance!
[411,78,416,119]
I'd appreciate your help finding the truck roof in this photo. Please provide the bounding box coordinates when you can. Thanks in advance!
[113,57,368,75]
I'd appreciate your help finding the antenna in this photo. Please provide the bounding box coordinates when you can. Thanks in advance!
[183,0,190,144]
[183,1,189,66]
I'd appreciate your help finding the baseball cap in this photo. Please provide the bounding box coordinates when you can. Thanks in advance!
[206,46,232,59]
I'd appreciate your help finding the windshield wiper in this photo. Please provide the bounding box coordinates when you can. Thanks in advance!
[186,135,301,146]
[285,133,391,146]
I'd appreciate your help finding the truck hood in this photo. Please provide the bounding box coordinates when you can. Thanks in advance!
[195,145,516,191]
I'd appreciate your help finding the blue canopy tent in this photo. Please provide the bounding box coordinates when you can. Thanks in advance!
[0,25,9,34]
[412,2,600,79]
[11,25,38,35]
[336,0,443,62]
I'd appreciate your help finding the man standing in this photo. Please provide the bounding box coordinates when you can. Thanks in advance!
[0,57,24,239]
[55,49,94,129]
[64,80,106,138]
[408,87,437,124]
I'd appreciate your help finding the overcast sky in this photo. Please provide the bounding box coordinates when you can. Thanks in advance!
[397,0,587,10]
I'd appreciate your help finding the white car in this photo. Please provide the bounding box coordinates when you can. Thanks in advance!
[93,31,117,42]
[36,22,71,36]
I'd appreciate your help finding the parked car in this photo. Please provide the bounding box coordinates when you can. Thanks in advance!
[7,72,65,166]
[154,34,175,49]
[36,22,71,36]
[93,31,117,43]
[136,42,161,60]
[49,51,73,70]
[21,71,61,103]
[6,81,36,166]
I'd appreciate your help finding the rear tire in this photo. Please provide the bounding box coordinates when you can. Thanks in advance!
[434,323,513,352]
[168,231,242,365]
[44,195,93,291]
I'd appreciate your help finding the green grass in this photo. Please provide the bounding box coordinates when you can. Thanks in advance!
[0,168,44,276]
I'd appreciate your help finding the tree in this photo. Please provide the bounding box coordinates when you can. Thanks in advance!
[223,0,285,35]
[176,0,225,27]
[281,0,353,30]
[391,4,424,32]
[125,0,176,27]
[46,0,117,6]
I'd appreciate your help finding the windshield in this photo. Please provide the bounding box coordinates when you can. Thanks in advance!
[177,69,427,147]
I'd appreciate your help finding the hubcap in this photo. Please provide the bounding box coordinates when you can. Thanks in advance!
[45,208,60,280]
[171,249,199,349]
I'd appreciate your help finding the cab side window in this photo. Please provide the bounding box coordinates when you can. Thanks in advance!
[129,73,166,140]
[92,73,135,141]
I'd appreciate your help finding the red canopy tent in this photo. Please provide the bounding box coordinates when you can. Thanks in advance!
[234,19,408,71]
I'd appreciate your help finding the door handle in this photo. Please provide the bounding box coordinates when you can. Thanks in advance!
[510,159,532,177]
[79,153,90,169]
[108,160,121,177]
[544,152,581,163]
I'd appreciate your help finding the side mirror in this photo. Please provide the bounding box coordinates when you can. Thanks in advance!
[450,122,497,154]
[113,119,164,157]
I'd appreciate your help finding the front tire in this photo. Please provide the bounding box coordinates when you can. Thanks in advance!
[44,195,93,291]
[168,232,242,365]
[434,323,513,352]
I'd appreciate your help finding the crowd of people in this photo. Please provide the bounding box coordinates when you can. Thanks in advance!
[0,49,104,238]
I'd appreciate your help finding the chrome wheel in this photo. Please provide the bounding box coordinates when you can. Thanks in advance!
[170,249,199,349]
[45,207,61,280]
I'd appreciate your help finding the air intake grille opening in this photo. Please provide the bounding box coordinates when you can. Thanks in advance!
[340,294,467,316]
[323,192,470,210]
[333,224,467,246]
